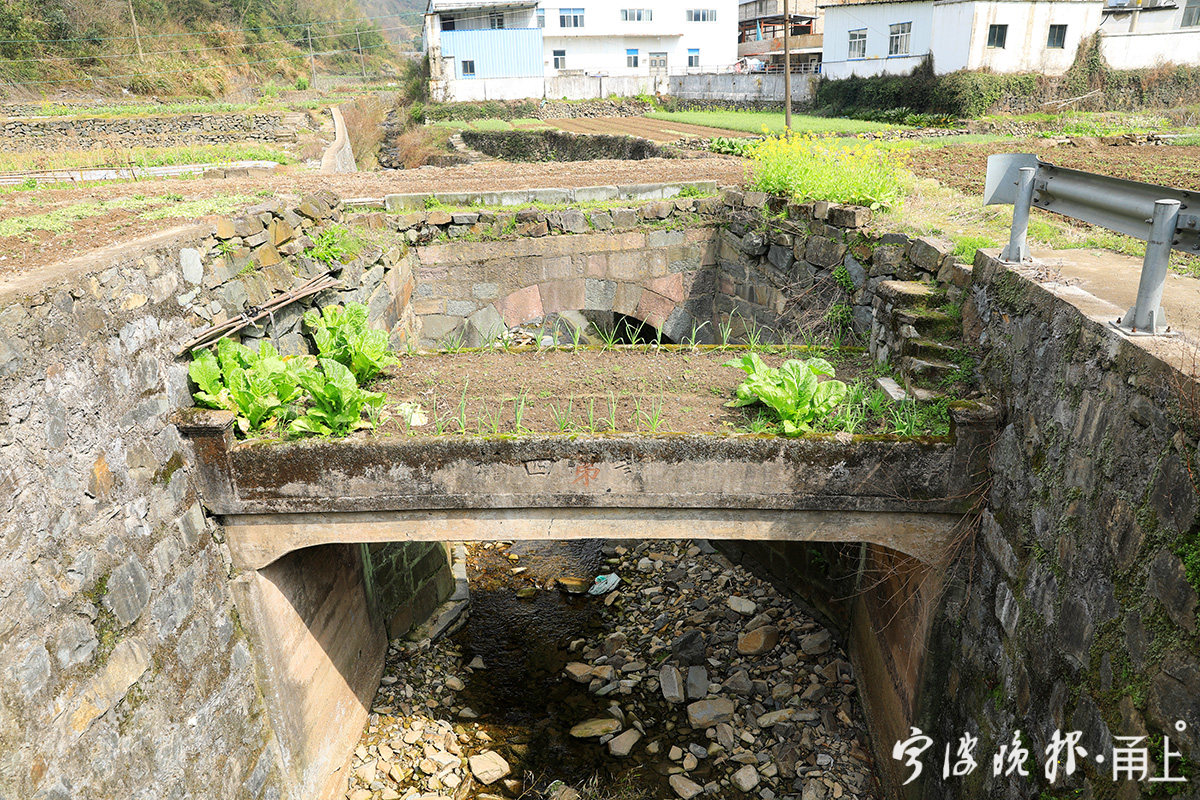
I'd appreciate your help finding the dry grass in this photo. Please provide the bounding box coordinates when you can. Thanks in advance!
[340,95,391,171]
[388,126,455,169]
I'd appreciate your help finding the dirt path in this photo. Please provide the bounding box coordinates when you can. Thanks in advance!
[0,157,745,276]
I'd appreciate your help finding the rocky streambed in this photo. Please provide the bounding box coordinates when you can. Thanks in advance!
[344,539,878,800]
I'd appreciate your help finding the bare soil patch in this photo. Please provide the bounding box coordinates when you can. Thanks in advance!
[542,116,756,143]
[907,139,1200,195]
[0,157,745,276]
[373,347,876,437]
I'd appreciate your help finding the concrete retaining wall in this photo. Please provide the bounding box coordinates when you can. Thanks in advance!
[669,72,817,103]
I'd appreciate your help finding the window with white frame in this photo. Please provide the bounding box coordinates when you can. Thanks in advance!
[686,9,718,21]
[848,28,866,59]
[461,60,476,78]
[688,48,700,67]
[553,49,567,69]
[1183,0,1200,26]
[560,8,584,27]
[489,12,505,29]
[1046,24,1067,47]
[537,8,545,27]
[621,8,653,21]
[986,24,1007,48]
[888,22,911,55]
[627,48,640,67]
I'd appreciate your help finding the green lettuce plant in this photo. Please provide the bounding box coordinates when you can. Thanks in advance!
[303,302,396,384]
[188,339,301,435]
[289,359,385,438]
[725,352,848,436]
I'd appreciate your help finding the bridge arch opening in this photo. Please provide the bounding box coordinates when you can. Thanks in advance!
[236,530,932,800]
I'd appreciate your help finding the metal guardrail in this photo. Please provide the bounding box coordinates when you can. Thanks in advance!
[985,153,1199,335]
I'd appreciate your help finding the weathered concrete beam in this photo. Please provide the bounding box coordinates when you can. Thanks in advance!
[180,403,997,570]
[224,507,967,572]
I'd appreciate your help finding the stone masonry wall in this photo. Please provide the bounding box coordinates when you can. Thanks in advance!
[0,112,306,152]
[0,231,289,799]
[366,542,454,639]
[0,190,419,800]
[911,255,1200,800]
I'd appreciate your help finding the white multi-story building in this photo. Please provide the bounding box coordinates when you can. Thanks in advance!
[819,0,1200,79]
[738,0,824,72]
[425,0,739,101]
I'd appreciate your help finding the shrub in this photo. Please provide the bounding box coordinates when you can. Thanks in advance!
[295,75,310,91]
[749,132,910,210]
[815,58,1036,118]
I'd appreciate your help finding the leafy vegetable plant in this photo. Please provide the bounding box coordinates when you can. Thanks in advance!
[303,303,396,384]
[189,339,301,435]
[725,352,848,436]
[289,359,385,438]
[305,225,360,266]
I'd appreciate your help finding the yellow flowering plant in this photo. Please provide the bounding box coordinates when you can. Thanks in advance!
[747,130,911,211]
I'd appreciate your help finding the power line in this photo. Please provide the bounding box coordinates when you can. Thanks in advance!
[0,10,426,45]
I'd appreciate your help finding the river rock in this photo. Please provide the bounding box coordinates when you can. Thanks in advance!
[556,577,591,594]
[669,775,704,800]
[732,765,760,792]
[722,669,753,696]
[607,729,642,757]
[565,662,593,683]
[672,630,707,666]
[686,698,734,727]
[468,751,511,785]
[660,665,685,704]
[801,779,827,800]
[728,596,757,616]
[800,630,831,655]
[569,718,622,738]
[737,625,779,656]
[758,708,808,727]
[686,665,708,700]
[445,676,465,691]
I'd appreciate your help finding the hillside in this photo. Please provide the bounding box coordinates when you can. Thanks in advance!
[354,0,426,49]
[0,0,411,99]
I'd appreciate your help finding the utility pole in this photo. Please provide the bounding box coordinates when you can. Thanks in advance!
[355,27,367,79]
[783,0,792,131]
[306,26,317,88]
[127,0,144,62]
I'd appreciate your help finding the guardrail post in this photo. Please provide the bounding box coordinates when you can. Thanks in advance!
[1000,167,1036,264]
[1119,198,1180,335]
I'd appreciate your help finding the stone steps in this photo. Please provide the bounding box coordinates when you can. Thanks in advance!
[901,355,960,384]
[901,337,961,362]
[873,279,942,309]
[895,308,960,341]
